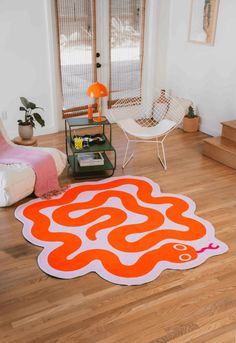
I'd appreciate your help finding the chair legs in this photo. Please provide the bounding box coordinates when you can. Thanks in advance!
[156,138,167,171]
[122,140,134,168]
[121,132,168,171]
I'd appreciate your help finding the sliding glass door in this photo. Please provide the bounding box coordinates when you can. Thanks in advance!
[56,0,97,117]
[108,0,146,107]
[56,0,146,117]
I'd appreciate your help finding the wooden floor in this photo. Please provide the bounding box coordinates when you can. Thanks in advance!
[0,125,236,343]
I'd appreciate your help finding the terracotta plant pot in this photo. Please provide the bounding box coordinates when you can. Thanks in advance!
[18,124,33,140]
[183,116,200,133]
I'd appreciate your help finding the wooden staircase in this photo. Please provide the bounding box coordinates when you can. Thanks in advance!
[203,120,236,169]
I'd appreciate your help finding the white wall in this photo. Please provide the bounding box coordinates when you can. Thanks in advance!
[166,0,236,136]
[142,0,170,94]
[153,0,171,91]
[1,0,235,138]
[0,0,59,138]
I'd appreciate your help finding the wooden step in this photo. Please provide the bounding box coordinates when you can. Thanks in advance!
[203,136,236,169]
[221,120,236,143]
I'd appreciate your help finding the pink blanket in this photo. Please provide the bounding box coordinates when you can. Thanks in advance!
[0,131,61,197]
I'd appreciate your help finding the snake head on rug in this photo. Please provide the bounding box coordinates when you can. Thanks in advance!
[157,243,198,263]
[159,242,220,264]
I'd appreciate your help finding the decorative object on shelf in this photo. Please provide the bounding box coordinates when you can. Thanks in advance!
[183,105,200,132]
[77,152,104,167]
[77,134,105,146]
[87,82,109,122]
[88,134,105,145]
[65,117,116,178]
[16,176,228,284]
[18,97,45,140]
[87,104,93,120]
[188,0,220,46]
[73,134,105,150]
[73,137,83,150]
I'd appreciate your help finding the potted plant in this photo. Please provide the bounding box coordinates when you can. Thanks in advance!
[183,105,200,132]
[18,97,45,140]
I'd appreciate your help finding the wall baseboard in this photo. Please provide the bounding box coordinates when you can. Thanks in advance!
[199,124,220,137]
[7,122,220,141]
[8,125,58,140]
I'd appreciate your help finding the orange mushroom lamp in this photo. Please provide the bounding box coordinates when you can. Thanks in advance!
[87,82,109,122]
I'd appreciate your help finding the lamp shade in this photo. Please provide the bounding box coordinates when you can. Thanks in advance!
[87,82,109,98]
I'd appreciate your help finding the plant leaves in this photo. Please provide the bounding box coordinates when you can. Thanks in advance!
[20,97,30,108]
[26,114,33,120]
[33,113,45,127]
[19,106,27,111]
[28,102,36,110]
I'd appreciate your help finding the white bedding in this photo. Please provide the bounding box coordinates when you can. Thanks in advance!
[0,146,67,207]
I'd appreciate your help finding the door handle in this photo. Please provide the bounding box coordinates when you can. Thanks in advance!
[96,62,101,68]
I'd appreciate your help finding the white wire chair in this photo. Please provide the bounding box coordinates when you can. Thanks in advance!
[109,89,192,170]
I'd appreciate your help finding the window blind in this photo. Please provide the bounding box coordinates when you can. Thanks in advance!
[56,0,97,118]
[108,0,146,107]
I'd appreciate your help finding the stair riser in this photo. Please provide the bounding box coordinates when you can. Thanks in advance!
[203,142,236,170]
[222,125,236,143]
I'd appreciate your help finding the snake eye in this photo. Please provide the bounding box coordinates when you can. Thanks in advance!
[179,253,192,262]
[173,244,187,251]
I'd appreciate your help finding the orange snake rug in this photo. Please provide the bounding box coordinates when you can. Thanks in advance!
[15,176,228,285]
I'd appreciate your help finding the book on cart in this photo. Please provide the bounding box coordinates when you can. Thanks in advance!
[77,152,104,167]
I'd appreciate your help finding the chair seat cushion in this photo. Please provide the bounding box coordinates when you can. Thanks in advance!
[0,147,67,207]
[117,118,176,139]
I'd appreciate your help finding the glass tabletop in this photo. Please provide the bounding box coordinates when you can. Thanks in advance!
[66,117,110,127]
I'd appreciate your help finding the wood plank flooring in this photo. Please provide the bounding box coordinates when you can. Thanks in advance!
[0,125,236,343]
